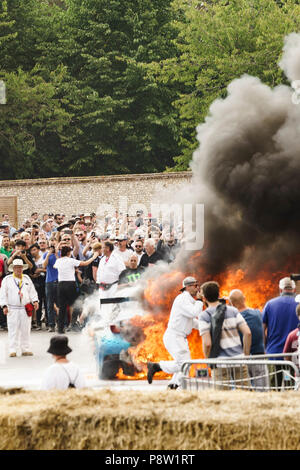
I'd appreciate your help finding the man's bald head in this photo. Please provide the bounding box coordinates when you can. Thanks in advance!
[229,289,246,310]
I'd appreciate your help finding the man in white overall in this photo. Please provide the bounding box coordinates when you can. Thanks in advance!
[0,259,39,357]
[147,276,203,389]
[96,241,126,324]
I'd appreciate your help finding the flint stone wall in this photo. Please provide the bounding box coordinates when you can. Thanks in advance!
[0,172,192,225]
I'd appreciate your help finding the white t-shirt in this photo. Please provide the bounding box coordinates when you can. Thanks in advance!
[53,257,81,282]
[40,361,86,390]
[115,248,133,264]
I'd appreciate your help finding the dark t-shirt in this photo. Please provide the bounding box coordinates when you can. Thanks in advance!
[239,308,265,355]
[119,266,145,285]
[140,250,163,267]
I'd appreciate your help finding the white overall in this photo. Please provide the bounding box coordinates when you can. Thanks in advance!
[159,291,203,386]
[0,274,38,354]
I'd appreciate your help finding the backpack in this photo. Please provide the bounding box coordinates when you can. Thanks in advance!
[208,302,227,359]
[61,365,79,388]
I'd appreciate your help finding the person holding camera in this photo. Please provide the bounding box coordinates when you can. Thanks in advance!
[43,241,59,332]
[7,239,34,276]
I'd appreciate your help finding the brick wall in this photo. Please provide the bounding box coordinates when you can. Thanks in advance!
[0,172,192,225]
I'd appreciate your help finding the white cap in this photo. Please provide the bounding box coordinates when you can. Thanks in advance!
[279,277,296,290]
[180,276,198,291]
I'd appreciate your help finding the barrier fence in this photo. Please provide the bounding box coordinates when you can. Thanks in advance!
[181,353,300,392]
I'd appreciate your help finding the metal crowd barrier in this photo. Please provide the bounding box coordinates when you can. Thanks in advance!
[181,353,300,392]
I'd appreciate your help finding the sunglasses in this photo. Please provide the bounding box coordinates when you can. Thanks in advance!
[63,238,71,241]
[135,245,143,248]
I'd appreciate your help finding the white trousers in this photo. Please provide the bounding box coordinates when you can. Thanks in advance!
[159,329,191,386]
[99,284,118,324]
[7,307,32,354]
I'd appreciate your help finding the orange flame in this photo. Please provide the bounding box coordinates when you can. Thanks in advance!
[116,261,297,380]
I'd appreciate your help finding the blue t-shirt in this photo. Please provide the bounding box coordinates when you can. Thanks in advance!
[43,252,58,283]
[239,308,264,355]
[262,294,298,354]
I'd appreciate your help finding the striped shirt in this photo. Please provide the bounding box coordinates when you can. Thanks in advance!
[199,305,246,357]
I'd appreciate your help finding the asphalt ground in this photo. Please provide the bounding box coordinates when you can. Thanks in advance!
[0,328,168,391]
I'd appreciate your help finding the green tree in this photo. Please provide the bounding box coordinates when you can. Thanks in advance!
[39,0,180,175]
[0,68,72,179]
[160,0,300,170]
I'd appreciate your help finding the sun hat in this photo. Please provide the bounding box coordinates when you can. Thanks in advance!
[8,258,28,272]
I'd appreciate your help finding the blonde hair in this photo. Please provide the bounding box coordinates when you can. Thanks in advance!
[92,242,102,251]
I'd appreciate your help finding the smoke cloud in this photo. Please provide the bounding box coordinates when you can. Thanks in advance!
[176,32,300,277]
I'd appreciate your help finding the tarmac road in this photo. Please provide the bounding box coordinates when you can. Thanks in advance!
[0,329,168,391]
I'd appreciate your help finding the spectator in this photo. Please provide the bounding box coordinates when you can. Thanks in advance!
[75,229,88,260]
[20,231,32,250]
[29,243,47,330]
[38,238,48,255]
[0,235,13,258]
[229,289,267,390]
[157,232,180,264]
[43,240,59,332]
[30,212,39,222]
[199,281,251,390]
[283,303,300,362]
[54,245,98,333]
[0,253,6,331]
[133,238,144,265]
[96,241,126,295]
[139,238,163,268]
[115,235,133,266]
[41,219,55,240]
[7,239,34,276]
[0,221,16,238]
[262,277,299,388]
[41,335,86,390]
[118,254,145,287]
[86,241,103,284]
[53,214,64,228]
[135,210,144,227]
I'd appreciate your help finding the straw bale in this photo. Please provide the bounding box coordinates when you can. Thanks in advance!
[0,388,300,450]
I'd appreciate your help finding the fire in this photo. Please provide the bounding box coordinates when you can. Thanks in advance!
[116,263,295,381]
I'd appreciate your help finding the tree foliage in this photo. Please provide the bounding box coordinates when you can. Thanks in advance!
[1,0,300,178]
[160,0,300,170]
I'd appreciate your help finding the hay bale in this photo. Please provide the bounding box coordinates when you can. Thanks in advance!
[0,389,299,450]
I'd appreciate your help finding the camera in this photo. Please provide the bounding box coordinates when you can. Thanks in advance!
[290,274,300,281]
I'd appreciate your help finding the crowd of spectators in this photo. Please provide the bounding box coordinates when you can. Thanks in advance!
[0,210,181,333]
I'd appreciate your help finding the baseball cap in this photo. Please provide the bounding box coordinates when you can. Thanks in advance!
[180,276,198,291]
[117,234,128,241]
[279,277,296,290]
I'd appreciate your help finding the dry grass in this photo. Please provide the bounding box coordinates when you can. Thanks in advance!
[0,388,299,450]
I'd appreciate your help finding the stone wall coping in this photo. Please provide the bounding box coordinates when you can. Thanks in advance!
[0,171,192,188]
